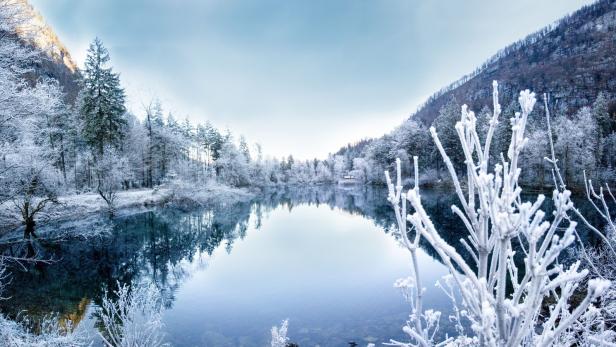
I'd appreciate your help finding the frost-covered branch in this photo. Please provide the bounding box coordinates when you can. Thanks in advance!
[270,319,290,347]
[98,282,167,347]
[385,82,611,346]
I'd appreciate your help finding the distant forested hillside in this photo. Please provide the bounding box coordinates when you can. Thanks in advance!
[414,0,616,125]
[336,0,616,189]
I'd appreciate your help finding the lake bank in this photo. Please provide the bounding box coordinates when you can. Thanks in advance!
[0,182,255,234]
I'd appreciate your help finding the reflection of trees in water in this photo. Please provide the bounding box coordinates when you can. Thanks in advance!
[0,186,607,326]
[260,186,609,273]
[0,200,254,321]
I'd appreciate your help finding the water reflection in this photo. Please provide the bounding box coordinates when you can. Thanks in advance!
[0,185,606,346]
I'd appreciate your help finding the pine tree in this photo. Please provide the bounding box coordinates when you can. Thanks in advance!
[432,97,464,173]
[238,135,251,162]
[594,92,612,136]
[593,92,611,167]
[143,100,170,187]
[80,38,127,154]
[491,100,515,162]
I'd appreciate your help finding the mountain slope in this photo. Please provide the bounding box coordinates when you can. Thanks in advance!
[412,0,616,125]
[3,0,80,102]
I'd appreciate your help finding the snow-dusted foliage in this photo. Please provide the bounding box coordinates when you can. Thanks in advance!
[385,82,611,346]
[0,314,90,347]
[270,319,290,347]
[0,78,65,237]
[98,282,167,347]
[95,146,131,215]
[0,262,91,346]
[576,175,616,342]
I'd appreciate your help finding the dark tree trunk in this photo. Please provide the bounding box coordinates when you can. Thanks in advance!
[60,139,67,184]
[24,218,36,239]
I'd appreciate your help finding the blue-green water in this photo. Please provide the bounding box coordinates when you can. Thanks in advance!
[0,186,605,346]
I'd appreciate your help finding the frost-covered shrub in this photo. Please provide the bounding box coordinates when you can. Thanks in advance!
[0,263,91,346]
[385,82,611,346]
[95,145,132,216]
[0,314,90,347]
[98,282,167,347]
[270,319,290,347]
[576,177,616,342]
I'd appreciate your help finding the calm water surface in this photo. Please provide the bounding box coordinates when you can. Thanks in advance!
[0,186,604,346]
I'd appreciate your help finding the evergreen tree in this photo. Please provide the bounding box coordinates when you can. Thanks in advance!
[238,135,251,162]
[492,100,515,162]
[432,97,464,173]
[593,93,611,166]
[203,121,223,164]
[80,38,127,154]
[143,100,170,186]
[594,92,612,136]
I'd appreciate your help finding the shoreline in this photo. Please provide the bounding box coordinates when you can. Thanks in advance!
[0,183,256,234]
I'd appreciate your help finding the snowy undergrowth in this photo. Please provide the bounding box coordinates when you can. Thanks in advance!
[578,177,616,342]
[0,263,168,347]
[0,188,172,231]
[0,314,91,347]
[385,82,613,346]
[98,282,168,347]
[0,263,92,346]
[0,179,255,232]
[168,179,254,210]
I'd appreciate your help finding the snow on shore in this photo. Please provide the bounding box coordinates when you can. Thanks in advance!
[0,182,255,232]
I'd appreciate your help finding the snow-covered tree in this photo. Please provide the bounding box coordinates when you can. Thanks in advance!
[385,82,611,346]
[601,132,616,183]
[0,68,66,238]
[351,157,369,184]
[238,135,251,162]
[520,128,549,187]
[431,97,464,173]
[95,146,131,216]
[554,106,598,185]
[215,139,250,187]
[594,92,613,138]
[2,137,60,238]
[332,155,346,181]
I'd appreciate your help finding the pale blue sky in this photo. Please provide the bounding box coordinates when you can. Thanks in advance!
[32,0,593,159]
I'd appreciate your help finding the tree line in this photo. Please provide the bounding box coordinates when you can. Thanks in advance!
[337,91,616,190]
[0,4,355,232]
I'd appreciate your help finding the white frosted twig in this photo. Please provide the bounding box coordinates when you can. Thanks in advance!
[385,82,611,347]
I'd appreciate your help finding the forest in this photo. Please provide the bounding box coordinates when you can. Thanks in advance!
[337,90,616,189]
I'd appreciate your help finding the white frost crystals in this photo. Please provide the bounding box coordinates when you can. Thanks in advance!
[98,282,168,347]
[270,319,290,347]
[385,81,612,346]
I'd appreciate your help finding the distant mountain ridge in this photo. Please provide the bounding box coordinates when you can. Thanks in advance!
[411,0,616,125]
[15,0,78,73]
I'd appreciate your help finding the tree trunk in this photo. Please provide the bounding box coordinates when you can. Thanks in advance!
[60,139,67,184]
[24,217,36,239]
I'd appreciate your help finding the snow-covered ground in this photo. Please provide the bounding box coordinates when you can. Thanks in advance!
[0,182,255,232]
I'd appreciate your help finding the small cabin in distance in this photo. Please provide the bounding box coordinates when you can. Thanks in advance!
[338,173,361,185]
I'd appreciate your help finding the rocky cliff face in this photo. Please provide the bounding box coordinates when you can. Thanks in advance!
[8,0,80,102]
[413,0,616,124]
